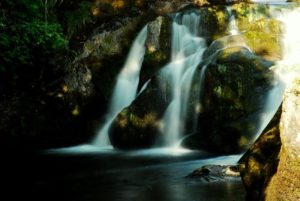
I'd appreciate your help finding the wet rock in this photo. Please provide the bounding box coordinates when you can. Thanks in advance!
[203,34,249,60]
[232,3,283,61]
[263,78,300,201]
[183,45,274,154]
[109,75,171,149]
[140,16,172,88]
[198,6,230,42]
[77,17,141,63]
[240,78,300,201]
[239,106,282,201]
[186,164,241,181]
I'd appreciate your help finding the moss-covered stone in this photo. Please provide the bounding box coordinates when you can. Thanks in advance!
[109,74,171,149]
[183,45,275,154]
[232,3,283,61]
[198,6,230,42]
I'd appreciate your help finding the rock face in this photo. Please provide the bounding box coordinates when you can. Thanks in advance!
[239,106,282,200]
[182,42,274,154]
[240,78,300,201]
[140,16,172,88]
[264,78,300,201]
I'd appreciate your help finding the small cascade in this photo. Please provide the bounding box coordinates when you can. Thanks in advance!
[278,7,300,72]
[226,7,239,35]
[253,7,300,140]
[159,11,207,146]
[93,25,148,147]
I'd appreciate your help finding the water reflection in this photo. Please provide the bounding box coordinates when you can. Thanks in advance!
[31,149,246,201]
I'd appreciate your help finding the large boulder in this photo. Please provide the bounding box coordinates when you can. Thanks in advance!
[239,77,300,201]
[109,74,171,149]
[263,78,300,201]
[239,106,282,201]
[182,43,274,154]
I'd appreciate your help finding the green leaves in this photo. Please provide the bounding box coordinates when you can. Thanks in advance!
[64,1,92,38]
[0,0,68,70]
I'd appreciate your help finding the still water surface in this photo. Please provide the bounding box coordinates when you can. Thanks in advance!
[16,146,246,201]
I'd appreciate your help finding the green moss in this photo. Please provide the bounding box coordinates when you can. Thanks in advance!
[199,6,230,41]
[230,3,283,60]
[244,19,282,60]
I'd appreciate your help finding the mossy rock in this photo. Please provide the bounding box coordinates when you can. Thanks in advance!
[183,46,275,154]
[139,16,172,89]
[109,74,171,149]
[198,6,230,42]
[243,18,282,61]
[239,106,282,200]
[232,3,283,61]
[203,34,248,59]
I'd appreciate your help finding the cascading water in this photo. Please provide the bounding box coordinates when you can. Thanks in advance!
[278,7,300,74]
[159,11,206,147]
[253,6,300,140]
[226,7,239,35]
[93,25,148,147]
[92,3,300,149]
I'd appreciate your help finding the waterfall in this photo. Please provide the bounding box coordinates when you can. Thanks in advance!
[226,7,239,35]
[93,25,148,147]
[253,7,300,140]
[92,4,300,149]
[159,11,206,147]
[278,7,300,72]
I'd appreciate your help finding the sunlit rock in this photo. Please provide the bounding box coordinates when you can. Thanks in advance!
[240,78,300,201]
[140,16,172,88]
[264,78,300,201]
[183,46,274,154]
[198,6,230,41]
[232,3,283,61]
[109,76,170,149]
[239,106,282,200]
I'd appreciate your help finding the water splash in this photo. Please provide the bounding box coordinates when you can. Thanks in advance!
[159,11,206,147]
[93,25,148,146]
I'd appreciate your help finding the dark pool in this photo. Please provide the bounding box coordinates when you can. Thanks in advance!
[7,145,246,201]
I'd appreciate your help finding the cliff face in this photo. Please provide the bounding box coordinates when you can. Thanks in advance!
[264,78,300,201]
[240,78,300,201]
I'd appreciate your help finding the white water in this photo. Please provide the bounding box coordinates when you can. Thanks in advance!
[226,7,239,35]
[91,5,300,149]
[252,0,287,4]
[159,12,206,147]
[253,7,300,140]
[93,25,148,146]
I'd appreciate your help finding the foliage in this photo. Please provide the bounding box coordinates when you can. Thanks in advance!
[0,0,68,73]
[63,1,93,38]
